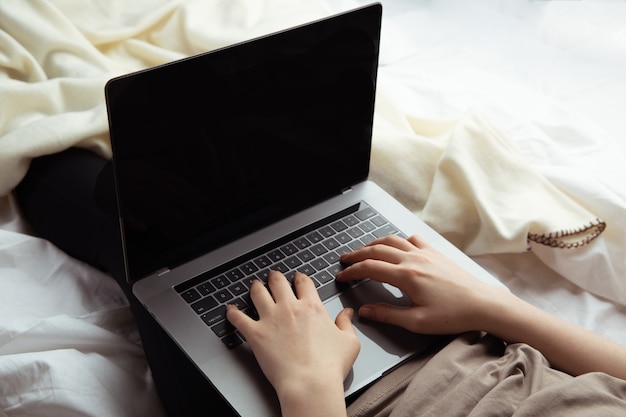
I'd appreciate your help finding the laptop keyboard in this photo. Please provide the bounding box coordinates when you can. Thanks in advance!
[175,202,405,349]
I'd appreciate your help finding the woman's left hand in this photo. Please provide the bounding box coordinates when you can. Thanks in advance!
[226,270,360,417]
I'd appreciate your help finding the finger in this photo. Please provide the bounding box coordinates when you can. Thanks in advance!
[368,234,416,251]
[340,242,406,267]
[226,303,253,332]
[335,307,356,333]
[406,234,430,250]
[341,235,416,265]
[248,278,275,316]
[358,303,417,331]
[336,258,407,289]
[266,270,296,301]
[292,272,320,301]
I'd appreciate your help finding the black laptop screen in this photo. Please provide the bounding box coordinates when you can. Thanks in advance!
[105,5,382,281]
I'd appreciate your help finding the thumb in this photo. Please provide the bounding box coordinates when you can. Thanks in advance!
[359,304,415,330]
[335,307,357,333]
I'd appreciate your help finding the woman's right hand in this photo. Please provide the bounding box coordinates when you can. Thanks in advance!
[337,234,626,381]
[335,234,507,335]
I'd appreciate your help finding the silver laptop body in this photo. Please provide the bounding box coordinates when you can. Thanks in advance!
[105,4,504,416]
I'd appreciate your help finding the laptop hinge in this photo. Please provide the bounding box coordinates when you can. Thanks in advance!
[341,186,353,194]
[156,267,170,277]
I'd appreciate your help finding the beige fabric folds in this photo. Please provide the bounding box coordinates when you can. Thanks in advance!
[370,90,605,255]
[348,332,626,417]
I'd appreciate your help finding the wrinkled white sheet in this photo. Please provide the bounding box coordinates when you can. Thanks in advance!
[0,196,165,417]
[1,1,626,416]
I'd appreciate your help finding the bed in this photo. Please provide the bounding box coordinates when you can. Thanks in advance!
[1,1,625,416]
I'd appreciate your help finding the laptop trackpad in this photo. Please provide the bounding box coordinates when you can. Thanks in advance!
[335,280,431,353]
[325,280,441,394]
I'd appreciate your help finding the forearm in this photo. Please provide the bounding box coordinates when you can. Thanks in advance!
[483,288,626,380]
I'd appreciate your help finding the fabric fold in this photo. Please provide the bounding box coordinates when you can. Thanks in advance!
[370,89,605,256]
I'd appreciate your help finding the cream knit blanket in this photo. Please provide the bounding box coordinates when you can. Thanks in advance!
[0,0,604,259]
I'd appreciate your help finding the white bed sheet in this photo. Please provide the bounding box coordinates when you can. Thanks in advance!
[1,1,625,416]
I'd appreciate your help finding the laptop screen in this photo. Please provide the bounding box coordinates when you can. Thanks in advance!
[106,5,382,282]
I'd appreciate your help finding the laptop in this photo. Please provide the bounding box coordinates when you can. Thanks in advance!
[105,3,504,416]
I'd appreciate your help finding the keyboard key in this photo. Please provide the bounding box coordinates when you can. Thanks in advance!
[244,305,259,320]
[317,280,350,301]
[371,215,388,227]
[271,262,289,274]
[211,275,229,289]
[336,245,353,256]
[293,237,311,250]
[359,220,376,233]
[253,255,272,269]
[297,264,316,276]
[283,270,296,282]
[310,258,329,271]
[242,276,257,288]
[343,215,359,227]
[201,305,227,327]
[268,249,285,262]
[221,332,243,349]
[373,224,398,238]
[323,251,340,264]
[297,249,314,263]
[327,263,344,276]
[240,261,259,275]
[229,297,248,310]
[360,234,376,245]
[355,206,376,221]
[314,270,334,285]
[191,296,218,314]
[280,243,298,256]
[309,243,328,256]
[322,237,340,250]
[228,281,247,296]
[180,288,201,303]
[331,220,348,232]
[239,289,252,306]
[225,268,245,282]
[306,231,323,243]
[196,281,216,296]
[284,255,303,269]
[346,226,364,239]
[335,232,351,245]
[348,240,364,251]
[215,289,234,303]
[211,320,235,338]
[318,225,336,237]
[256,269,270,282]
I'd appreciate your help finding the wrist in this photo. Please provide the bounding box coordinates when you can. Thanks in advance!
[476,285,552,347]
[277,374,346,417]
[471,285,525,339]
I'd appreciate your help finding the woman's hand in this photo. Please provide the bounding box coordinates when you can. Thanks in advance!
[226,270,360,417]
[335,234,506,335]
[337,234,626,381]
